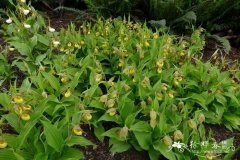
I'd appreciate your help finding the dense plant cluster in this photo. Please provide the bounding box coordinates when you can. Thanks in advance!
[0,1,240,160]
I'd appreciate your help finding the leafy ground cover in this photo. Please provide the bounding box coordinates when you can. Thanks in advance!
[0,1,240,160]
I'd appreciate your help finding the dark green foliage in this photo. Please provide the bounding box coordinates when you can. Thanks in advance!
[83,0,141,17]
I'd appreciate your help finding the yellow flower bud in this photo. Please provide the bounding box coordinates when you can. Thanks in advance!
[0,139,7,149]
[67,42,72,47]
[157,68,162,74]
[150,110,157,120]
[107,108,117,116]
[21,105,32,111]
[153,33,159,39]
[20,113,30,121]
[118,60,124,67]
[64,89,72,98]
[141,76,150,87]
[177,76,183,82]
[60,47,64,52]
[108,77,115,86]
[145,41,150,47]
[13,95,24,104]
[100,95,108,103]
[42,91,48,98]
[82,113,92,121]
[178,101,184,110]
[147,97,153,105]
[140,101,147,108]
[109,111,116,116]
[173,79,179,86]
[132,78,137,83]
[179,51,185,56]
[72,126,83,136]
[163,136,173,146]
[156,92,163,101]
[123,84,131,91]
[129,68,135,75]
[95,74,103,82]
[74,44,81,48]
[166,38,172,44]
[119,126,129,139]
[161,83,168,91]
[106,99,115,108]
[95,32,100,37]
[61,76,69,83]
[205,153,214,160]
[156,59,164,68]
[174,130,183,141]
[111,91,118,99]
[171,104,178,112]
[168,91,174,98]
[150,119,157,128]
[187,119,197,129]
[9,47,15,51]
[198,113,205,123]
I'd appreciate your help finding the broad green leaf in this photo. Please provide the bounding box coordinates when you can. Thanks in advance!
[3,113,20,133]
[89,99,105,110]
[148,148,160,160]
[30,35,38,49]
[190,93,207,110]
[215,93,227,106]
[102,127,121,139]
[66,136,95,147]
[98,114,122,124]
[94,124,105,142]
[153,141,176,160]
[224,92,239,105]
[224,114,240,130]
[17,96,55,149]
[2,134,18,148]
[134,131,152,150]
[13,152,25,160]
[36,34,49,46]
[0,93,11,111]
[158,111,166,135]
[42,121,64,152]
[110,141,131,153]
[130,121,151,132]
[59,147,84,160]
[0,150,17,160]
[125,110,142,127]
[35,54,47,64]
[42,72,60,91]
[10,42,32,57]
[69,72,81,89]
[34,153,48,160]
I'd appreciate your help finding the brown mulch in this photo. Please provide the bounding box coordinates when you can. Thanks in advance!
[80,126,150,160]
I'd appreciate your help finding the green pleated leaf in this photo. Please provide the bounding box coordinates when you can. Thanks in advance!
[42,121,64,152]
[134,131,152,150]
[110,141,131,153]
[59,147,84,160]
[66,136,95,147]
[17,96,55,149]
[0,150,17,160]
[42,72,60,91]
[130,121,151,132]
[153,141,176,160]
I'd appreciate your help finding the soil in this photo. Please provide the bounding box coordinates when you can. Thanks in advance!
[205,124,240,160]
[80,126,150,160]
[0,10,240,160]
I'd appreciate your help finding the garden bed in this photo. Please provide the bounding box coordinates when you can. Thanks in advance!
[0,2,240,160]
